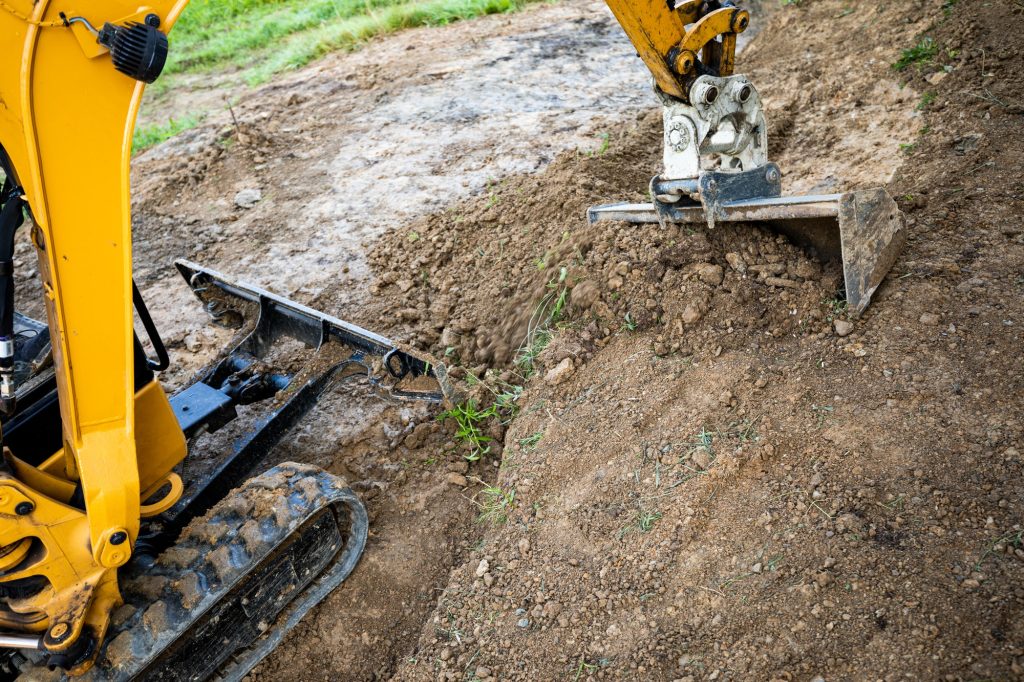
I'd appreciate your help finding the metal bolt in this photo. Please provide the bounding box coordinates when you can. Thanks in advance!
[14,502,33,516]
[48,622,69,641]
[110,531,128,546]
[766,168,780,184]
[144,13,161,27]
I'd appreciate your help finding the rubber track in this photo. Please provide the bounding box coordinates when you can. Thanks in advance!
[18,463,368,682]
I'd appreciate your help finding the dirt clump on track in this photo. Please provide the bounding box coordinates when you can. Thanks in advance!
[350,1,1023,681]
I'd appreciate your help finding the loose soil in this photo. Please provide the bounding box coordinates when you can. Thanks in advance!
[27,0,1022,678]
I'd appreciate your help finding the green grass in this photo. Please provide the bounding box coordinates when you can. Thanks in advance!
[133,114,203,153]
[438,399,500,461]
[476,485,515,525]
[514,266,568,377]
[169,0,541,84]
[518,431,543,450]
[892,37,938,71]
[617,508,662,538]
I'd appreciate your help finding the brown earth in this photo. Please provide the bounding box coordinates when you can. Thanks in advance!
[353,1,1023,681]
[59,0,1023,679]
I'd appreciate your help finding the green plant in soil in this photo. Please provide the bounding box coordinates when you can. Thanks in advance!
[515,266,569,377]
[476,484,515,525]
[133,114,204,153]
[438,400,499,461]
[892,36,938,71]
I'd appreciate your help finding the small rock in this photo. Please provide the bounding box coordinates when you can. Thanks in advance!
[815,571,834,587]
[475,667,491,679]
[751,562,763,574]
[516,618,530,628]
[183,332,202,353]
[833,320,854,337]
[475,559,490,578]
[696,263,724,286]
[691,446,711,470]
[764,276,800,289]
[681,304,703,325]
[233,188,262,209]
[447,460,469,474]
[440,327,460,347]
[725,252,747,273]
[545,357,574,385]
[570,280,600,310]
[518,537,530,555]
[919,312,940,325]
[446,473,468,488]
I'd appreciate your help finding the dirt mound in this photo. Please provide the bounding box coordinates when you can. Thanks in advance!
[366,133,843,374]
[360,0,923,381]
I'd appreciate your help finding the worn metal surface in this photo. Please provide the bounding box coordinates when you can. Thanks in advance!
[835,189,907,316]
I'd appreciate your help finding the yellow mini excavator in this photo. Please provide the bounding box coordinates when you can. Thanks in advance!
[0,0,904,679]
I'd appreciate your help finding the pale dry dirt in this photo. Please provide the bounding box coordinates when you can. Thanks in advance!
[112,0,1024,679]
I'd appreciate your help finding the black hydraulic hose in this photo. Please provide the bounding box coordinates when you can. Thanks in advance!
[0,178,25,415]
[133,280,170,372]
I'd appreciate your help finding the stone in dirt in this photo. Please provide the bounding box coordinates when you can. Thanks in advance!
[445,473,468,488]
[570,280,600,310]
[475,559,490,578]
[682,304,703,325]
[725,252,747,273]
[919,312,940,325]
[233,188,262,209]
[691,446,711,470]
[834,320,854,337]
[545,357,574,385]
[696,263,724,286]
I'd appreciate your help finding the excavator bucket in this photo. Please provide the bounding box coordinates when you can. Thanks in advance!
[588,188,906,317]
